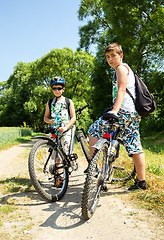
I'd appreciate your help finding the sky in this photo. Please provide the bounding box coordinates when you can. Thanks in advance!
[0,0,83,82]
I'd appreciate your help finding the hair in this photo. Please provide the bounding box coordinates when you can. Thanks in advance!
[105,42,123,55]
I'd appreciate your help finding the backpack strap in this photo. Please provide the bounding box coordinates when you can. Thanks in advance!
[65,97,70,117]
[126,88,136,104]
[48,98,56,118]
[48,97,70,118]
[125,69,136,105]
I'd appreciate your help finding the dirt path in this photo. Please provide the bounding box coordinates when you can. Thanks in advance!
[0,141,163,240]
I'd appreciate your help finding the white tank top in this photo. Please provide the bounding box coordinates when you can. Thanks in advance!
[50,97,71,136]
[113,63,136,113]
[51,97,70,127]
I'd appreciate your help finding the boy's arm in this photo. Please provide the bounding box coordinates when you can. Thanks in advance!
[44,102,54,125]
[58,99,76,133]
[110,65,128,114]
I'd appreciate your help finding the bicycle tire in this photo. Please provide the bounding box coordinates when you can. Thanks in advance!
[28,139,69,202]
[79,134,90,163]
[81,143,108,220]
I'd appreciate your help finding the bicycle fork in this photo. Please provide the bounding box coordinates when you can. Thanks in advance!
[101,142,115,190]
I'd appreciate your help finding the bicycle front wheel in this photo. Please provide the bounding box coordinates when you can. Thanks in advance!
[81,143,108,220]
[28,139,69,202]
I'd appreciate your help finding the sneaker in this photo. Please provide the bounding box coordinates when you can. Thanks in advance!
[125,179,147,191]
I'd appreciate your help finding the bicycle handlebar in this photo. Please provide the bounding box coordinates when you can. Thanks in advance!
[76,104,90,114]
[44,104,90,134]
[44,125,58,134]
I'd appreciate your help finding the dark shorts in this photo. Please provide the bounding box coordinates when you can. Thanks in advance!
[88,109,143,156]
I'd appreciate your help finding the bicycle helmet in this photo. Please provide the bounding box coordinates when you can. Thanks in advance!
[49,76,65,87]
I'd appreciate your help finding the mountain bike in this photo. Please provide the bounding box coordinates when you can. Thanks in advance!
[81,112,136,220]
[28,104,90,202]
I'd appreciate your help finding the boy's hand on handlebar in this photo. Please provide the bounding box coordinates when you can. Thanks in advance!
[49,119,55,125]
[58,126,67,133]
[108,110,118,115]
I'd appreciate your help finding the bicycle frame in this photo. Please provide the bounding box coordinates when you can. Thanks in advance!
[93,123,120,153]
[31,104,90,171]
[69,123,87,154]
[92,123,121,183]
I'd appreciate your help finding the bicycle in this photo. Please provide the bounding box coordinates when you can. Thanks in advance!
[81,112,136,220]
[28,104,90,202]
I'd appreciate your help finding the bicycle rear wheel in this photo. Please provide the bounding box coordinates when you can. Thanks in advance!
[79,133,90,163]
[110,155,136,182]
[28,139,69,202]
[81,143,108,220]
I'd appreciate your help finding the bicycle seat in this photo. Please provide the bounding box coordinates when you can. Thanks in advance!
[102,112,119,122]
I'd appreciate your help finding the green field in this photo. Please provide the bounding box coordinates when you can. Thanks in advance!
[0,127,33,150]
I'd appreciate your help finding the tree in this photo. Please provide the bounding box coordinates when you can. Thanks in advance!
[0,48,95,130]
[78,0,164,70]
[78,0,164,122]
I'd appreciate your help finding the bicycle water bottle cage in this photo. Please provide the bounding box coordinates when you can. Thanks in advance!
[102,112,119,124]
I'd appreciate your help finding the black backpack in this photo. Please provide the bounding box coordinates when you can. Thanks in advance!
[48,97,70,118]
[126,73,157,117]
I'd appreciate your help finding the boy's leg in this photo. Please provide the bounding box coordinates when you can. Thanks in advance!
[132,152,145,181]
[89,135,98,159]
[60,134,71,155]
[85,116,105,173]
[126,152,147,191]
[84,135,98,173]
[119,111,146,191]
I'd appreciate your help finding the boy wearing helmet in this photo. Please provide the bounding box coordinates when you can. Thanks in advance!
[44,76,76,155]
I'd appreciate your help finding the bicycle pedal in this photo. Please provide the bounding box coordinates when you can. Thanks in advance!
[102,185,108,192]
[113,166,125,171]
[48,177,54,180]
[68,153,78,161]
[68,169,73,175]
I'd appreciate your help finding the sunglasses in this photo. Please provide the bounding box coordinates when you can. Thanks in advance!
[51,86,63,91]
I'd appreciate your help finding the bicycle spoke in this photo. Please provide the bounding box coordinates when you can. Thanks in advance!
[28,140,69,202]
[81,144,108,219]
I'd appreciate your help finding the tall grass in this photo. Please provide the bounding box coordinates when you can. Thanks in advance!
[120,132,164,216]
[0,127,32,149]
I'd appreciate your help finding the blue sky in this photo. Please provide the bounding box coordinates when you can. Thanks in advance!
[0,0,83,82]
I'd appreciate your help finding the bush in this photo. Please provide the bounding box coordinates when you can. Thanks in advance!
[140,117,164,137]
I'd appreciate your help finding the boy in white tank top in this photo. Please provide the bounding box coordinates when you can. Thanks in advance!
[88,43,147,191]
[44,76,76,155]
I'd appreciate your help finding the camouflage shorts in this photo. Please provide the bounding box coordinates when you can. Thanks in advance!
[88,109,143,156]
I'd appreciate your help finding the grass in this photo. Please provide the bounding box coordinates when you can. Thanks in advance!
[0,204,16,227]
[0,177,33,195]
[0,127,43,151]
[0,196,34,239]
[119,131,164,217]
[0,127,32,147]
